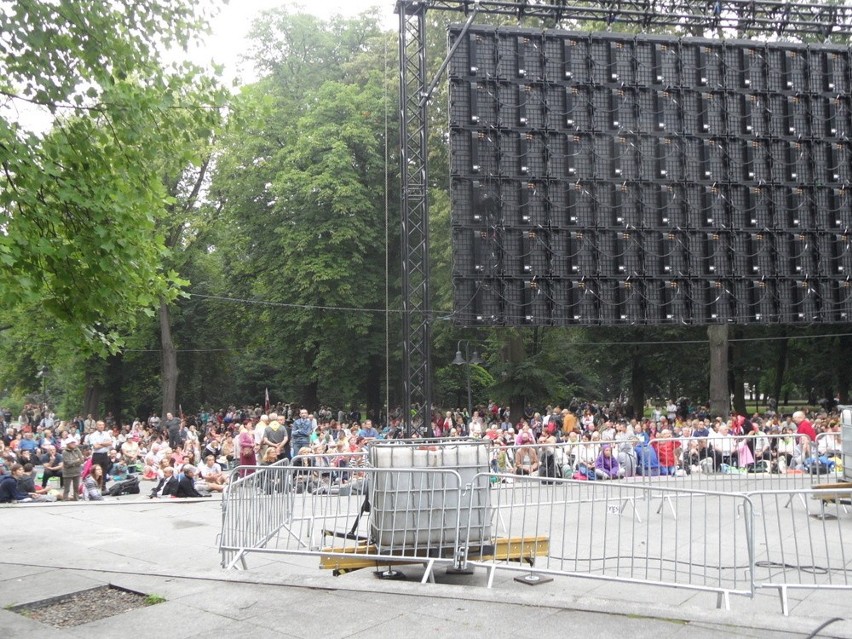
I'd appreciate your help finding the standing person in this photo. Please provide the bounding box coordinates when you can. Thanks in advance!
[86,420,113,479]
[291,409,313,457]
[60,437,85,501]
[261,413,289,462]
[237,421,257,477]
[163,412,182,450]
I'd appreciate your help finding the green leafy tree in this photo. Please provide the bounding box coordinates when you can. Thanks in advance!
[210,9,396,414]
[0,0,227,352]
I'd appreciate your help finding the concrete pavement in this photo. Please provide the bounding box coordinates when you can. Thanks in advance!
[1,495,851,638]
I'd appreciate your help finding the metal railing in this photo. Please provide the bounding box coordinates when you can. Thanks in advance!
[218,449,851,613]
[463,473,754,609]
[746,487,852,615]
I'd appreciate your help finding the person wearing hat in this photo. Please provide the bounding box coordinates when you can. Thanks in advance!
[60,437,85,501]
[260,413,289,463]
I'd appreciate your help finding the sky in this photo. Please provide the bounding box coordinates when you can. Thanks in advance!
[6,1,397,133]
[198,0,397,85]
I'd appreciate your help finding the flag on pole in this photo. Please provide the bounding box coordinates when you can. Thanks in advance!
[264,388,270,413]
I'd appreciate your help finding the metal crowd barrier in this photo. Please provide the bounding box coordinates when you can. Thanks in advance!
[218,447,850,614]
[746,487,852,615]
[462,474,754,609]
[220,464,473,578]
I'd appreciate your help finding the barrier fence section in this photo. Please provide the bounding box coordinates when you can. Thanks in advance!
[218,450,850,613]
[220,450,371,569]
[220,463,471,578]
[219,460,291,570]
[746,487,852,616]
[461,474,754,609]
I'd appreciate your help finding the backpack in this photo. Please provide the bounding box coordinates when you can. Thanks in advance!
[107,475,141,496]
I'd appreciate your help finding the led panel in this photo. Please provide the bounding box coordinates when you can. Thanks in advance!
[450,25,852,325]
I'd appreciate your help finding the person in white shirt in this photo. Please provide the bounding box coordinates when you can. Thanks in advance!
[197,455,226,491]
[86,420,114,478]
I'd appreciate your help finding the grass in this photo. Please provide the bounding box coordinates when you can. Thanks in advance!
[143,594,166,606]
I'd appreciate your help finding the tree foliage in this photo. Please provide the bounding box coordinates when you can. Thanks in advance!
[208,8,396,410]
[0,0,227,350]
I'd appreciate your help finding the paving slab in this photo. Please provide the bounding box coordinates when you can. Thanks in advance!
[2,496,851,639]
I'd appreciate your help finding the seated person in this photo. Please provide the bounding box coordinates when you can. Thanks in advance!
[142,452,160,480]
[39,445,63,488]
[635,441,660,476]
[121,436,141,470]
[82,464,106,501]
[17,463,56,502]
[0,464,34,503]
[513,437,540,476]
[109,460,130,482]
[195,456,226,493]
[594,445,623,480]
[150,466,178,498]
[174,465,207,498]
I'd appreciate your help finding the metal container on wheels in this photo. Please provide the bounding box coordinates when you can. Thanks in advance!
[368,440,492,556]
[840,405,852,482]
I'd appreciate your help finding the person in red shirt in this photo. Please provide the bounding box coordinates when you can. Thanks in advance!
[652,429,681,475]
[792,411,817,443]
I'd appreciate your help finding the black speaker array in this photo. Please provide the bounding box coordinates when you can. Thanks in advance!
[449,25,852,325]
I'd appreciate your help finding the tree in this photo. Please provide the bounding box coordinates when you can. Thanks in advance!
[0,0,227,352]
[210,9,396,412]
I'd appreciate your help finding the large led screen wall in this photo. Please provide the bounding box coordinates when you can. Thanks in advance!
[449,25,852,325]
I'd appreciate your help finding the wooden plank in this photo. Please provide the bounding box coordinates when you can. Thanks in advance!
[319,536,550,572]
[811,482,852,503]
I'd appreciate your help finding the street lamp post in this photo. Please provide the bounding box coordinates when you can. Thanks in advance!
[452,340,484,421]
[38,365,49,409]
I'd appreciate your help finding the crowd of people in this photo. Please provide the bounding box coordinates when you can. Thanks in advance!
[0,399,844,503]
[485,408,843,481]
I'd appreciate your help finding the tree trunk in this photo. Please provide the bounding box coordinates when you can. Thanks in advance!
[159,298,178,417]
[505,331,526,426]
[730,327,747,415]
[630,347,645,419]
[104,352,124,424]
[836,335,851,403]
[772,336,788,406]
[708,324,729,418]
[83,357,103,417]
[304,380,319,411]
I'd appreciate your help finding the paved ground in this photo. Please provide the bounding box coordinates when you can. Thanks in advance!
[1,489,851,638]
